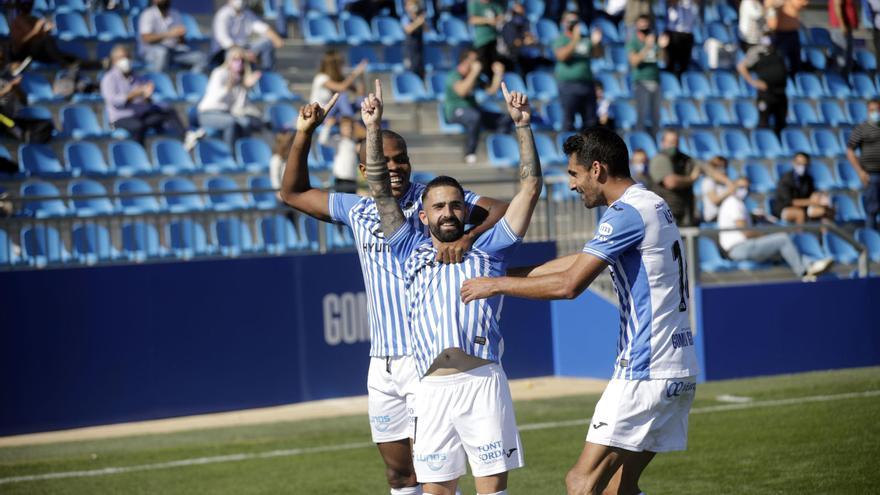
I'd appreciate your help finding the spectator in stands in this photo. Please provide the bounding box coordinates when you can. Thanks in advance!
[10,1,81,67]
[468,0,505,80]
[138,0,208,74]
[628,15,665,137]
[343,0,398,23]
[198,47,265,151]
[663,0,699,78]
[650,129,701,227]
[830,0,859,77]
[101,45,192,146]
[719,177,834,280]
[0,50,54,143]
[270,131,294,193]
[772,152,834,224]
[444,49,508,164]
[629,148,654,189]
[212,0,284,71]
[868,0,880,58]
[553,10,603,131]
[847,100,880,230]
[738,34,788,138]
[700,156,736,223]
[738,0,765,51]
[501,1,552,75]
[595,81,614,129]
[766,0,807,73]
[310,50,367,119]
[319,117,360,193]
[402,0,427,78]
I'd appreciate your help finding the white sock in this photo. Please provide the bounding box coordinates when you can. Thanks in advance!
[390,487,422,495]
[478,491,507,495]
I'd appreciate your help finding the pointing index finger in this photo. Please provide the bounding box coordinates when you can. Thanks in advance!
[500,81,510,101]
[322,92,340,114]
[375,79,382,102]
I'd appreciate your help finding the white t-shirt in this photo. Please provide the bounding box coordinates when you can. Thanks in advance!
[718,196,749,252]
[738,0,764,45]
[309,73,334,107]
[700,177,729,222]
[269,153,285,190]
[198,67,254,116]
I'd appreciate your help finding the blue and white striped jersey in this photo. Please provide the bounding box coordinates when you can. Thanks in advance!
[387,218,521,378]
[329,183,481,357]
[583,184,699,380]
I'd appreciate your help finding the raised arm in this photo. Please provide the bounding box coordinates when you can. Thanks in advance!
[362,79,406,238]
[278,93,339,221]
[500,82,543,237]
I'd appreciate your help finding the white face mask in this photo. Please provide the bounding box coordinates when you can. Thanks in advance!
[230,0,243,10]
[115,57,132,74]
[630,161,646,176]
[793,164,807,176]
[735,187,749,200]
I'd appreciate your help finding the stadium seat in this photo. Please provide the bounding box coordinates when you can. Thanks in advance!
[115,178,162,214]
[21,181,69,217]
[180,13,209,42]
[109,140,155,176]
[341,15,374,45]
[795,73,826,99]
[302,0,331,16]
[802,46,827,70]
[121,221,166,261]
[303,14,343,45]
[21,73,62,104]
[64,141,112,177]
[595,72,629,99]
[534,132,564,165]
[751,129,784,159]
[790,100,821,126]
[823,72,852,98]
[734,99,759,128]
[697,236,735,272]
[780,128,813,156]
[21,225,70,267]
[235,138,272,173]
[0,228,14,266]
[167,219,212,259]
[153,139,200,175]
[709,71,743,99]
[855,228,880,263]
[372,15,405,45]
[659,72,682,100]
[819,100,850,127]
[68,179,115,216]
[260,214,304,253]
[682,72,712,100]
[55,0,88,12]
[177,71,208,103]
[808,162,839,191]
[143,72,182,102]
[92,12,132,41]
[822,231,860,264]
[526,71,558,102]
[673,100,709,127]
[625,131,658,158]
[704,100,734,126]
[266,103,298,132]
[610,101,637,130]
[54,13,93,41]
[213,218,255,256]
[744,162,776,193]
[847,101,867,124]
[382,44,405,72]
[205,176,250,211]
[422,44,451,72]
[392,71,429,103]
[523,0,544,21]
[855,49,877,71]
[437,107,465,134]
[0,13,9,39]
[534,18,558,46]
[807,27,833,49]
[810,129,844,158]
[850,73,878,100]
[689,131,722,160]
[249,176,277,209]
[72,223,118,264]
[162,177,204,212]
[349,45,384,72]
[833,194,865,223]
[325,222,355,249]
[61,105,124,140]
[19,144,74,178]
[721,129,756,159]
[255,71,301,102]
[792,232,829,261]
[499,72,527,98]
[298,214,320,250]
[775,161,792,180]
[195,139,242,173]
[439,16,471,44]
[836,160,863,191]
[487,134,519,167]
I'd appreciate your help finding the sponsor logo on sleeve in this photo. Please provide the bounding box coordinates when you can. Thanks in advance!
[594,222,614,242]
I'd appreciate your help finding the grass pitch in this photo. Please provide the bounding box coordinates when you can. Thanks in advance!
[1,367,878,494]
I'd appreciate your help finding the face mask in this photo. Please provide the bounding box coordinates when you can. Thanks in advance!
[116,57,132,74]
[735,187,749,200]
[665,146,677,155]
[630,162,646,176]
[639,28,651,35]
[230,0,243,11]
[870,111,880,124]
[793,164,807,176]
[760,35,772,47]
[156,0,170,9]
[229,59,244,72]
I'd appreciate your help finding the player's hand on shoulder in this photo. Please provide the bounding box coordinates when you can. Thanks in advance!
[436,235,473,264]
[461,277,498,303]
[501,82,530,126]
[360,78,384,126]
[296,92,340,133]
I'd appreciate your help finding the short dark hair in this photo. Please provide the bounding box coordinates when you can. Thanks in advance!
[458,48,477,63]
[794,151,811,161]
[422,175,465,204]
[636,14,652,24]
[562,128,630,178]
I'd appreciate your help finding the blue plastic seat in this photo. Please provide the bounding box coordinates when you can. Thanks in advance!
[682,72,711,100]
[850,73,878,100]
[819,100,850,127]
[196,139,242,173]
[848,101,867,124]
[121,221,165,261]
[153,138,199,175]
[177,72,208,103]
[21,73,62,104]
[833,194,865,223]
[19,144,74,178]
[437,107,465,134]
[109,140,155,176]
[325,222,355,249]
[439,16,471,44]
[821,231,859,264]
[790,100,820,126]
[689,131,722,160]
[298,214,320,250]
[534,18,558,46]
[775,161,793,180]
[392,71,429,103]
[180,13,209,42]
[55,13,93,41]
[807,27,833,49]
[792,232,829,260]
[383,44,405,72]
[808,162,839,191]
[61,105,122,140]
[427,71,448,100]
[525,71,558,102]
[855,49,877,71]
[64,141,112,177]
[855,228,880,263]
[349,45,384,72]
[236,137,272,173]
[720,129,754,159]
[115,178,162,214]
[795,73,826,99]
[213,218,255,256]
[703,100,734,126]
[260,214,303,253]
[205,176,250,211]
[744,162,776,193]
[55,0,88,12]
[780,128,813,156]
[709,71,743,99]
[610,101,637,130]
[751,129,784,159]
[342,15,374,45]
[802,47,826,70]
[422,44,451,72]
[659,72,682,100]
[836,160,863,191]
[487,134,519,167]
[534,132,564,165]
[823,72,852,98]
[92,12,132,41]
[71,223,118,264]
[522,0,544,21]
[255,71,300,102]
[698,236,735,272]
[595,72,629,99]
[166,219,211,259]
[303,14,343,45]
[0,228,14,266]
[302,0,331,15]
[372,15,405,45]
[21,181,69,217]
[673,100,708,127]
[143,72,182,102]
[0,13,9,39]
[810,129,844,158]
[499,72,527,98]
[68,179,115,216]
[625,131,658,158]
[21,226,69,267]
[249,176,277,209]
[266,103,298,132]
[162,177,204,212]
[734,99,759,128]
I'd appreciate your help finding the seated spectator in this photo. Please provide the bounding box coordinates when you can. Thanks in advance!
[270,131,294,192]
[650,130,701,227]
[501,1,552,75]
[738,0,765,51]
[468,0,505,80]
[664,0,699,78]
[319,117,359,193]
[628,15,665,137]
[554,10,603,131]
[212,0,284,71]
[700,156,736,223]
[719,177,834,280]
[595,81,614,129]
[738,34,788,138]
[772,152,834,224]
[139,0,208,74]
[629,148,654,189]
[0,50,53,143]
[198,47,265,150]
[10,1,86,67]
[310,51,367,120]
[846,100,880,230]
[766,0,807,73]
[402,0,427,78]
[100,45,191,146]
[444,49,508,164]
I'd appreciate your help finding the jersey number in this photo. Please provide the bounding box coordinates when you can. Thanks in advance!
[671,240,689,312]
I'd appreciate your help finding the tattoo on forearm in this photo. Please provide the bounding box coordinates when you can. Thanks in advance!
[364,126,406,237]
[516,126,542,181]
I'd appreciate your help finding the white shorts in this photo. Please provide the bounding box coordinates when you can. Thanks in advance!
[367,355,419,443]
[412,363,525,483]
[586,376,697,453]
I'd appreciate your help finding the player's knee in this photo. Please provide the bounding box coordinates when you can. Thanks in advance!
[385,465,417,488]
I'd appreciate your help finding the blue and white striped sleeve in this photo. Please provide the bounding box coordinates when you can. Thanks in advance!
[386,221,424,262]
[328,192,362,227]
[474,218,522,260]
[583,203,645,264]
[463,189,482,210]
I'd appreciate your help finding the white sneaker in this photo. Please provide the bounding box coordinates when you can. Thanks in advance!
[465,154,477,165]
[183,129,206,151]
[806,258,834,277]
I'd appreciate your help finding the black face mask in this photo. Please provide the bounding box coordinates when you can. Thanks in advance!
[566,19,578,31]
[639,28,652,35]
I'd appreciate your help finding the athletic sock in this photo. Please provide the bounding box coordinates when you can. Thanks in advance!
[477,491,507,495]
[390,486,422,495]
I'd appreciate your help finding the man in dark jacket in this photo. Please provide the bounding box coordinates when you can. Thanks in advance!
[773,152,834,224]
[737,34,788,137]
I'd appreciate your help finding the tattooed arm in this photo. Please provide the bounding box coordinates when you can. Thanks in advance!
[499,82,543,237]
[361,79,406,238]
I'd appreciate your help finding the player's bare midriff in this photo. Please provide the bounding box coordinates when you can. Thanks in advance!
[426,348,494,376]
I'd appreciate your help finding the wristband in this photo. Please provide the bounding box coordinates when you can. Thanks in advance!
[515,123,530,128]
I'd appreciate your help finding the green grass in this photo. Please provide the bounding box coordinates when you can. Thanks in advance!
[2,367,879,494]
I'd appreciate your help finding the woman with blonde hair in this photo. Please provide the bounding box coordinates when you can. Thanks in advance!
[198,46,265,149]
[309,49,367,118]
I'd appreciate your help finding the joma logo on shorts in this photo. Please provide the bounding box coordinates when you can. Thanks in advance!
[666,381,696,398]
[370,415,392,432]
[415,453,447,471]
